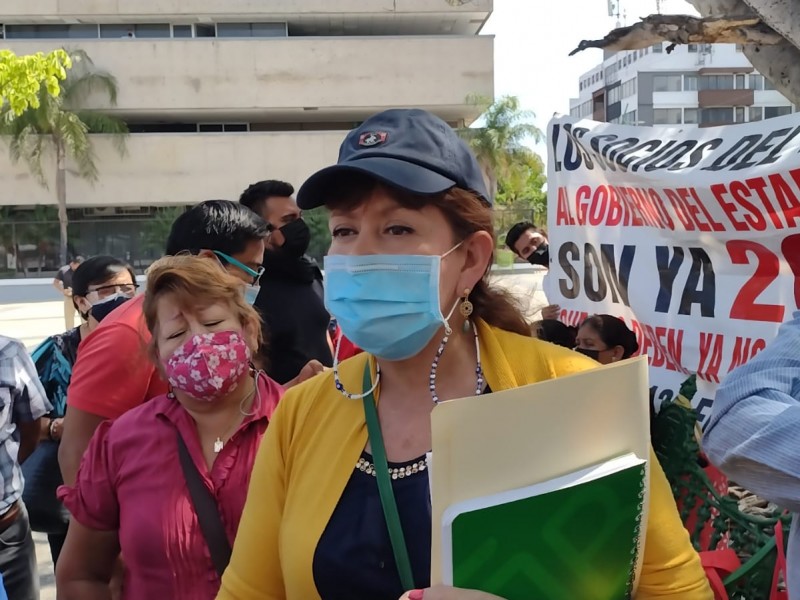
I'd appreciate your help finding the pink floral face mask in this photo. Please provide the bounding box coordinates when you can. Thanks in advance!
[164,330,251,402]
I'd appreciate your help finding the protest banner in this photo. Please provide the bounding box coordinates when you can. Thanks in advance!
[544,113,800,425]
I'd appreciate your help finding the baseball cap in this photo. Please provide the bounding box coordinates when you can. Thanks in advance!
[296,108,490,209]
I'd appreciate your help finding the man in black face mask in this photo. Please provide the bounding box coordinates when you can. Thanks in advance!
[239,180,333,384]
[505,221,560,321]
[505,221,550,268]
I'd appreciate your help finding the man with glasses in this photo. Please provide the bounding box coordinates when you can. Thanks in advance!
[59,200,275,488]
[239,180,334,384]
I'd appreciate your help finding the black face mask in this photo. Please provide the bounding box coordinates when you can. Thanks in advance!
[89,294,131,323]
[279,218,311,258]
[526,243,550,267]
[574,347,601,361]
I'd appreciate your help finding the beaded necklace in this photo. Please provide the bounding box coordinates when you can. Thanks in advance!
[332,320,483,405]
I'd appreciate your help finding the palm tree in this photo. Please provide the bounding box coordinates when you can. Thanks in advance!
[459,95,543,200]
[0,48,128,265]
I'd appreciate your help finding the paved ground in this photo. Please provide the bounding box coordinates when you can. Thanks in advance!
[35,533,56,599]
[2,268,547,598]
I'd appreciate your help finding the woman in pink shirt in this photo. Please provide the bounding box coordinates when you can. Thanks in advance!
[55,254,292,599]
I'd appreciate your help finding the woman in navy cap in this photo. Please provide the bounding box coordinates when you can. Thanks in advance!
[216,109,712,600]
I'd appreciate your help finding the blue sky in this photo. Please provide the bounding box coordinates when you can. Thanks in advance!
[482,0,699,156]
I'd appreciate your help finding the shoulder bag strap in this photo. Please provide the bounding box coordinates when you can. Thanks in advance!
[175,432,232,578]
[361,363,416,591]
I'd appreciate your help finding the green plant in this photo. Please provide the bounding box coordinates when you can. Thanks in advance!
[0,48,128,266]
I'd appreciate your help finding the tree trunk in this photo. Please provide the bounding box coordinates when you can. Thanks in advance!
[686,0,800,106]
[56,140,69,266]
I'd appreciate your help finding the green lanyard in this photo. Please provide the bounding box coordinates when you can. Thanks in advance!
[361,363,416,591]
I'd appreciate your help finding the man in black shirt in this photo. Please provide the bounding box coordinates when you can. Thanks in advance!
[239,180,333,384]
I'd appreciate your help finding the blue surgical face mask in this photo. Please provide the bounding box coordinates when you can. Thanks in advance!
[323,245,461,361]
[244,284,260,305]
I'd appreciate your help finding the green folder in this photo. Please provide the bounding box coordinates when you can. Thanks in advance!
[441,453,647,600]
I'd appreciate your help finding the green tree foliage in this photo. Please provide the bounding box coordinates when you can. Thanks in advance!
[0,49,128,266]
[0,49,72,116]
[459,94,544,201]
[305,207,332,264]
[460,94,548,235]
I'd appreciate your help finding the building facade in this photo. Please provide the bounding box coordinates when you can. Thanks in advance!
[569,42,793,127]
[0,1,493,272]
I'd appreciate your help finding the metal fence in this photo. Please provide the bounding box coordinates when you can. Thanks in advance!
[0,208,543,278]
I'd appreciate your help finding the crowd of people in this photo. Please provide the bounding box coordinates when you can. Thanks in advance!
[0,107,796,600]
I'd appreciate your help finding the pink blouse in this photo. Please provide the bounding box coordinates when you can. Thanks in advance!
[59,373,283,600]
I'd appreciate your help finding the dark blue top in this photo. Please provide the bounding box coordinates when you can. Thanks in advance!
[312,452,432,600]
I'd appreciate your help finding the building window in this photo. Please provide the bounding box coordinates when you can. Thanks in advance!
[735,43,744,52]
[609,86,622,104]
[621,110,637,125]
[5,24,99,38]
[688,44,698,52]
[684,75,698,91]
[100,23,171,38]
[653,108,683,124]
[749,74,763,90]
[735,106,746,122]
[653,43,663,53]
[749,107,763,121]
[216,22,287,37]
[683,108,699,124]
[735,74,746,89]
[700,107,734,124]
[765,106,793,119]
[653,75,682,92]
[764,77,776,90]
[195,24,216,37]
[700,74,734,90]
[621,78,637,98]
[173,25,193,37]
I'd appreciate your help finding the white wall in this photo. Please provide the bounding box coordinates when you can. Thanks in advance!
[4,36,494,119]
[0,131,345,207]
[2,0,493,19]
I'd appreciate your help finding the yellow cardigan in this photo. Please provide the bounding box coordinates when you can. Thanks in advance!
[217,321,712,600]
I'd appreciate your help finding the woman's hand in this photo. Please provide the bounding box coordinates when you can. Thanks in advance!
[399,586,506,600]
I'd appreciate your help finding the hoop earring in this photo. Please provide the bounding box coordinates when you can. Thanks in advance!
[460,288,473,332]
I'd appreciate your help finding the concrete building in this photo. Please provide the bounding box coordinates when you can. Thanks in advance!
[569,42,793,127]
[0,1,493,271]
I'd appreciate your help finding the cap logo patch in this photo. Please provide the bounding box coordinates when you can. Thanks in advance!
[358,132,388,147]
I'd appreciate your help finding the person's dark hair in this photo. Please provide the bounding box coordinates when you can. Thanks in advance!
[239,180,295,216]
[165,200,270,256]
[580,314,639,358]
[71,256,136,298]
[326,173,530,336]
[505,222,534,252]
[533,319,577,349]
